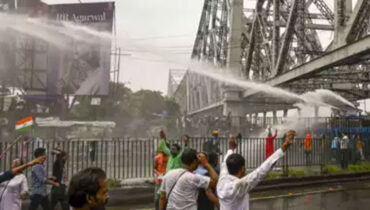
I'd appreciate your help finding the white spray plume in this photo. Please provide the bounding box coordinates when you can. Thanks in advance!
[0,13,111,49]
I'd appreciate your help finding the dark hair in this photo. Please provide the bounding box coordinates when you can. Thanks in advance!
[171,143,181,151]
[159,130,166,139]
[181,148,197,165]
[34,148,46,158]
[226,154,245,175]
[68,167,106,208]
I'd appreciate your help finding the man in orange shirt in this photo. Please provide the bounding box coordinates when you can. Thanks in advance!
[154,149,168,210]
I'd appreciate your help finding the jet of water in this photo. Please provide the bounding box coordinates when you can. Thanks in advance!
[116,34,355,110]
[187,61,355,109]
[0,13,111,49]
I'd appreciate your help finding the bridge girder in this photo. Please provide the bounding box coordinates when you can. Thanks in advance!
[173,0,370,120]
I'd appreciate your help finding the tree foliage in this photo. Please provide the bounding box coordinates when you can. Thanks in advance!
[69,82,180,136]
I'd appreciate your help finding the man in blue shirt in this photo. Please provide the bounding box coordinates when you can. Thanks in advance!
[29,148,59,210]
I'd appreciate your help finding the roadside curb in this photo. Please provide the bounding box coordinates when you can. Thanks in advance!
[253,172,370,192]
[106,172,370,207]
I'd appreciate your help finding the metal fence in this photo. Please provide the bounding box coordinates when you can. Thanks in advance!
[0,137,368,180]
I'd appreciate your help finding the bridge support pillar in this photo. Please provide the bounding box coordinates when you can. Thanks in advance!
[314,106,319,117]
[227,0,243,76]
[283,109,288,117]
[314,106,319,124]
[273,111,277,125]
[223,88,245,134]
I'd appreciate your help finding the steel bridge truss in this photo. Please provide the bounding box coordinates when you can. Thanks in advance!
[172,0,370,116]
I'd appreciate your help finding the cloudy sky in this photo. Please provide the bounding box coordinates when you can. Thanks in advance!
[43,0,204,94]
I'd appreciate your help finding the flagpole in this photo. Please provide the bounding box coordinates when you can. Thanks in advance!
[0,135,25,160]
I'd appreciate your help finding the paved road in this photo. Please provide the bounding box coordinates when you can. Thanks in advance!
[107,184,370,210]
[251,188,370,210]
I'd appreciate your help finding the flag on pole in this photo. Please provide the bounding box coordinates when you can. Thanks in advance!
[15,116,34,133]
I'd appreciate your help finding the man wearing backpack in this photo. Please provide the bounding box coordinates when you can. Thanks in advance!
[159,149,218,210]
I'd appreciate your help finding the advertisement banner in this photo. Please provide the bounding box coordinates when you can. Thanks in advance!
[47,2,114,95]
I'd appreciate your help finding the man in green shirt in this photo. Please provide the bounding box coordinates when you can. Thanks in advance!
[159,135,189,173]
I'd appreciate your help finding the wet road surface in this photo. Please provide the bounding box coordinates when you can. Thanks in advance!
[109,184,370,210]
[251,188,370,210]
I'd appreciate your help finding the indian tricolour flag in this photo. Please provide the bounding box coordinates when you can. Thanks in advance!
[15,116,34,133]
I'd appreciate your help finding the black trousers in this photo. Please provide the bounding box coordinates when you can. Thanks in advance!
[29,194,49,210]
[340,149,349,169]
[51,185,69,210]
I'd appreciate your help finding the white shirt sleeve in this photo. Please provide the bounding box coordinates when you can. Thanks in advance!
[239,148,285,193]
[20,174,28,193]
[191,173,211,189]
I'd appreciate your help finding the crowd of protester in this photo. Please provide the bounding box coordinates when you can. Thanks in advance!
[2,128,365,210]
[154,129,296,210]
[0,145,108,210]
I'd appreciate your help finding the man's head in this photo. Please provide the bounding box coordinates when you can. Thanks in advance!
[34,148,46,164]
[170,144,181,156]
[183,134,189,142]
[267,128,272,137]
[159,130,166,140]
[212,130,219,137]
[181,148,198,171]
[226,154,246,178]
[68,168,108,209]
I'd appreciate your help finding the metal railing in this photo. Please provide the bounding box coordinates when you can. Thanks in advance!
[0,137,367,180]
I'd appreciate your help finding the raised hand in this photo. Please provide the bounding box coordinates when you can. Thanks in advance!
[282,130,296,152]
[28,155,46,167]
[229,136,237,150]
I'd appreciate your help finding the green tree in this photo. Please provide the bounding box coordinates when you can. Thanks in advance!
[69,83,180,137]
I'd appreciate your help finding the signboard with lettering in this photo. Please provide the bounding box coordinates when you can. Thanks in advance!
[47,2,114,96]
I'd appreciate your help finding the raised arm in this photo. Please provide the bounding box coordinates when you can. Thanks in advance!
[159,140,171,156]
[219,137,238,178]
[159,177,168,210]
[240,130,295,192]
[272,130,278,139]
[159,191,167,210]
[12,156,46,176]
[198,153,219,189]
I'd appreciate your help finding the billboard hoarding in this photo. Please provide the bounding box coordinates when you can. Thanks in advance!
[47,2,114,96]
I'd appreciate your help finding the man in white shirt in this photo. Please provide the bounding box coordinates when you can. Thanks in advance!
[159,148,219,210]
[217,130,296,210]
[339,132,350,169]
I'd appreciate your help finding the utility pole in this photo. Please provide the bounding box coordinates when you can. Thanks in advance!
[111,48,131,97]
